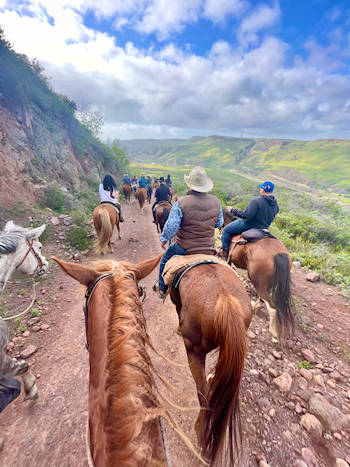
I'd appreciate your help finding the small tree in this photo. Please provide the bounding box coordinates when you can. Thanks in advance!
[110,140,129,172]
[76,109,104,137]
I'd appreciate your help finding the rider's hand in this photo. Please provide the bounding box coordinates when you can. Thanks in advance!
[161,241,167,251]
[226,206,233,213]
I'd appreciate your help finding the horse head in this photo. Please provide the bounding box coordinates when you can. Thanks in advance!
[0,222,48,292]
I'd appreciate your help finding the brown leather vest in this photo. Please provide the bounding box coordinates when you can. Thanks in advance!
[176,192,221,251]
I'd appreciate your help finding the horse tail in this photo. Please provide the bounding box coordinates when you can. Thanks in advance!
[271,253,294,339]
[163,207,169,223]
[201,292,246,465]
[95,209,112,254]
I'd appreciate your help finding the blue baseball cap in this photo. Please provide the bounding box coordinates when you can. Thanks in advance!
[258,181,274,192]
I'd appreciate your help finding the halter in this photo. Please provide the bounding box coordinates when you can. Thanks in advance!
[83,271,146,351]
[15,239,46,272]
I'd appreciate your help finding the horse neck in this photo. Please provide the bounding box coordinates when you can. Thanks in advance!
[88,275,158,466]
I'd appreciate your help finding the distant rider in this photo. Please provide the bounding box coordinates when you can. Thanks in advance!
[123,173,131,185]
[166,174,172,187]
[152,177,171,223]
[153,167,223,298]
[146,175,153,199]
[138,174,148,189]
[99,174,124,222]
[220,181,279,259]
[131,176,138,193]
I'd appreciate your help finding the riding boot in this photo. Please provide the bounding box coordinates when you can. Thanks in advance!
[218,249,228,260]
[117,204,124,222]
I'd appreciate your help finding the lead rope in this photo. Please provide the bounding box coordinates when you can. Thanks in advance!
[2,278,37,321]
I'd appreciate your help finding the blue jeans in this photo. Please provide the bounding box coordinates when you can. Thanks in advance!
[222,218,250,250]
[159,242,186,292]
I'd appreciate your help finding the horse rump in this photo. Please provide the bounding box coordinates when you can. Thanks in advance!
[271,252,294,339]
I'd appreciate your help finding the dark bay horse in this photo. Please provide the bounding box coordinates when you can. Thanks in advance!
[169,263,252,465]
[135,188,147,214]
[93,202,121,255]
[223,211,294,340]
[52,253,203,466]
[122,184,131,204]
[155,202,171,233]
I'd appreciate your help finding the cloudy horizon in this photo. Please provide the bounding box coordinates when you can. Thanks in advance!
[1,0,350,141]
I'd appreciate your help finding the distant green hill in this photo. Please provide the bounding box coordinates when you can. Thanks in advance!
[121,136,350,193]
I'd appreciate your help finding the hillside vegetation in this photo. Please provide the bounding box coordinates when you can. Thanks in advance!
[122,136,350,194]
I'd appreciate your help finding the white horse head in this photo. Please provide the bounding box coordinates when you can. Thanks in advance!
[0,221,49,293]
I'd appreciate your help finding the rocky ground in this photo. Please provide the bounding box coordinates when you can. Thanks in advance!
[0,198,349,466]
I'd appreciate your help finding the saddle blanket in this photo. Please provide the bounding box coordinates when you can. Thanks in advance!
[152,201,172,213]
[162,254,232,286]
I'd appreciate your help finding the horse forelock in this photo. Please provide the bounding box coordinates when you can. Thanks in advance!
[98,274,160,464]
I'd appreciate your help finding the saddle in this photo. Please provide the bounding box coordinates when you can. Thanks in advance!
[231,228,277,245]
[162,254,232,289]
[153,201,172,213]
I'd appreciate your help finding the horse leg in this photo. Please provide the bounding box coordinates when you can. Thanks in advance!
[184,347,208,440]
[117,222,121,240]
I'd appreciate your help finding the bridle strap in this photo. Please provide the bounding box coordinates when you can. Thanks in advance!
[83,271,146,351]
[16,239,45,271]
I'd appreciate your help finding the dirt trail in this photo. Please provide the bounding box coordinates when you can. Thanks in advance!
[1,196,350,467]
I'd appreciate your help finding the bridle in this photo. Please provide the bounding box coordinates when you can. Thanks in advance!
[16,239,46,273]
[83,271,146,351]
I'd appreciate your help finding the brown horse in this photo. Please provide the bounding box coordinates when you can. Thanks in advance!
[223,211,294,340]
[169,263,252,465]
[51,254,166,466]
[93,203,121,255]
[122,183,131,204]
[155,202,171,233]
[135,187,147,214]
[153,181,159,190]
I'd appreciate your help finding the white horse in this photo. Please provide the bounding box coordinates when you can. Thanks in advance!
[0,220,49,410]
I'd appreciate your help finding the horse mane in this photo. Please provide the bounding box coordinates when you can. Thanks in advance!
[0,230,24,255]
[95,261,161,465]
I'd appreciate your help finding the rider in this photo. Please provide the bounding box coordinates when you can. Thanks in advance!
[99,174,124,222]
[153,167,223,298]
[165,174,172,187]
[152,176,171,223]
[146,174,153,198]
[123,173,131,185]
[131,175,138,192]
[138,174,148,189]
[220,181,279,259]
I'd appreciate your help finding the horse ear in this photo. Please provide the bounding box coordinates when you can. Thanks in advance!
[27,224,46,240]
[131,253,163,281]
[51,257,99,287]
[4,220,15,232]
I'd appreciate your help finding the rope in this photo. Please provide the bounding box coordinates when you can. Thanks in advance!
[2,279,36,321]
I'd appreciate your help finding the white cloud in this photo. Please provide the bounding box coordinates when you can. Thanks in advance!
[238,2,280,47]
[203,0,248,23]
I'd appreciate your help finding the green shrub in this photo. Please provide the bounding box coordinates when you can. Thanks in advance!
[30,307,41,317]
[65,226,91,250]
[71,209,88,227]
[42,185,66,212]
[297,360,311,369]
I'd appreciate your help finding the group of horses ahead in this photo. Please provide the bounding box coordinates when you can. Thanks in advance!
[1,181,295,466]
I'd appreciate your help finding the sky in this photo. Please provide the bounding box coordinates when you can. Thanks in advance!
[1,0,350,141]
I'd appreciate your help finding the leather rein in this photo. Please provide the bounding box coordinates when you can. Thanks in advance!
[83,272,146,351]
[16,239,46,271]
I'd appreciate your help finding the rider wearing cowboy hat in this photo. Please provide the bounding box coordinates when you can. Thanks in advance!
[153,166,223,299]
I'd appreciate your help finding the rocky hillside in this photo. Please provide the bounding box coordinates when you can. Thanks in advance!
[0,29,120,206]
[121,136,350,194]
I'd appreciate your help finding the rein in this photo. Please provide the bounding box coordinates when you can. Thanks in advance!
[83,272,146,351]
[16,239,45,271]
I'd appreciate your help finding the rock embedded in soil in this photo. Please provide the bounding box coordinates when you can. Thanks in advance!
[27,317,40,326]
[301,448,318,467]
[247,330,256,339]
[300,413,323,439]
[20,345,38,359]
[309,394,350,432]
[299,368,313,381]
[294,460,308,467]
[306,272,320,282]
[335,460,350,467]
[301,348,316,363]
[273,372,292,392]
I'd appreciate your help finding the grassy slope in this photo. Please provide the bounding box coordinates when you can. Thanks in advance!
[122,136,350,193]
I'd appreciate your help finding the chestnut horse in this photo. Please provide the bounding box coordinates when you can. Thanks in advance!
[135,188,147,214]
[122,183,131,204]
[52,254,202,466]
[223,211,294,340]
[155,202,171,233]
[93,202,121,255]
[169,263,252,465]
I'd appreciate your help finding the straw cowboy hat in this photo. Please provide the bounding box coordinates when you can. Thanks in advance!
[184,166,213,193]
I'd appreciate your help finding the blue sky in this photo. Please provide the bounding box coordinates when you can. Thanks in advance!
[1,0,350,140]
